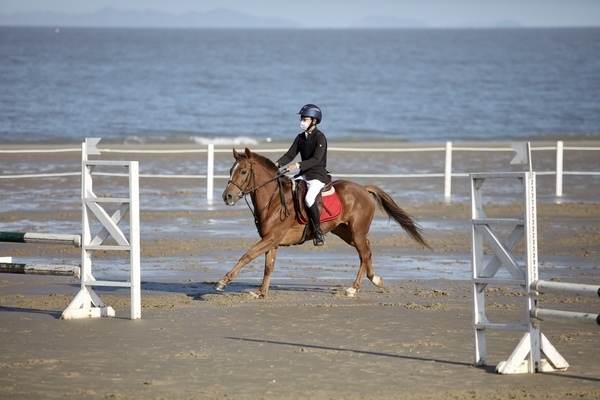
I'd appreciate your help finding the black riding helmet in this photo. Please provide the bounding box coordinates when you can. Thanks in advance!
[298,104,322,124]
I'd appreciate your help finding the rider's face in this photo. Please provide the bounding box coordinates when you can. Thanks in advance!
[300,117,312,131]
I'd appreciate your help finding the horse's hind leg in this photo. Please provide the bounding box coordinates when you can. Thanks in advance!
[331,225,383,297]
[349,236,384,296]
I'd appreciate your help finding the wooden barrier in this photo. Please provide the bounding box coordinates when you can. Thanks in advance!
[0,231,81,247]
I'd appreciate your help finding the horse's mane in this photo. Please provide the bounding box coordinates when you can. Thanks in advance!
[248,150,291,182]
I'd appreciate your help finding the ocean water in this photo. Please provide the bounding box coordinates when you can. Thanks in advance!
[2,27,599,284]
[1,27,599,145]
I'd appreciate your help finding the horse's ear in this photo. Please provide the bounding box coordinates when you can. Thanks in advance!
[244,147,252,158]
[233,148,241,160]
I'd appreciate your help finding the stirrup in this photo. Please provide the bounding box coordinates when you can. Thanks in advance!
[313,231,325,246]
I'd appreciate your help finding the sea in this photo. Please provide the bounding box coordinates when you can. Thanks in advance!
[1,27,599,283]
[1,26,599,145]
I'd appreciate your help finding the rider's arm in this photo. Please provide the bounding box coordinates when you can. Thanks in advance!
[275,135,300,167]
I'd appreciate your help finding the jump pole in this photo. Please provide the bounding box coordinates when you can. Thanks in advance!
[531,280,600,298]
[0,233,81,276]
[0,261,80,278]
[531,308,600,325]
[530,280,600,325]
[0,231,81,247]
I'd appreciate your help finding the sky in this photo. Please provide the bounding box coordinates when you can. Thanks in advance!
[1,0,599,28]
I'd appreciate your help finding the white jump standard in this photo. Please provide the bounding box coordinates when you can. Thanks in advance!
[470,143,599,374]
[60,138,142,320]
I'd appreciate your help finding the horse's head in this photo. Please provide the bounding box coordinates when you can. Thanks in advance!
[222,148,254,206]
[222,147,283,206]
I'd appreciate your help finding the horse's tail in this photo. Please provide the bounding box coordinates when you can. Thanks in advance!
[365,185,432,251]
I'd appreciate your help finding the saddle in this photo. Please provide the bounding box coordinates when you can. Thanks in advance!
[292,179,341,225]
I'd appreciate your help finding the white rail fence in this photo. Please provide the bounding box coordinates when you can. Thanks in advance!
[1,141,598,202]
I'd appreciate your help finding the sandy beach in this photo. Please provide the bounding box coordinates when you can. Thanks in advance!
[1,142,599,399]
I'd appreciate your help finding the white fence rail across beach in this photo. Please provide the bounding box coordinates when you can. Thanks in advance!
[1,141,599,202]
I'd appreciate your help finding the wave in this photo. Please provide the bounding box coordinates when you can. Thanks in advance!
[121,134,261,146]
[190,136,259,146]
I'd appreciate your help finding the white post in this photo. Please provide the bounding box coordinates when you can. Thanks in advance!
[556,140,564,197]
[207,143,214,205]
[524,172,541,372]
[470,175,487,366]
[444,141,452,201]
[129,162,141,320]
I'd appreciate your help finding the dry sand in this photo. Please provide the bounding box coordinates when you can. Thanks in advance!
[1,143,600,399]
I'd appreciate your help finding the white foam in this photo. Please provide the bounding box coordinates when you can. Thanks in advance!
[191,136,259,146]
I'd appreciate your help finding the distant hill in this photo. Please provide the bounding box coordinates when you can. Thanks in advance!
[0,7,301,28]
[0,7,526,29]
[350,15,524,29]
[351,15,428,29]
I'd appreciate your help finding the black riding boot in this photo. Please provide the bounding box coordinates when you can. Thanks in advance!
[307,203,325,246]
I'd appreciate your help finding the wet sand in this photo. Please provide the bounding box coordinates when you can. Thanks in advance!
[1,143,600,399]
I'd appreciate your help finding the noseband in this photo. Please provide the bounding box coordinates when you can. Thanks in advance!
[226,161,254,197]
[226,176,249,196]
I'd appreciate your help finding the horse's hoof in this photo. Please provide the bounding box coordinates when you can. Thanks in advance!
[214,281,227,291]
[249,291,263,299]
[345,287,358,297]
[371,276,384,288]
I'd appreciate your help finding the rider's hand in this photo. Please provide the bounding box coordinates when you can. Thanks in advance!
[286,163,299,172]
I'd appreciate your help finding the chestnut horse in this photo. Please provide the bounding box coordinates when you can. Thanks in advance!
[215,148,431,298]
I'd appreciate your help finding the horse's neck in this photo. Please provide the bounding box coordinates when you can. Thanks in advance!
[250,168,274,203]
[250,169,289,213]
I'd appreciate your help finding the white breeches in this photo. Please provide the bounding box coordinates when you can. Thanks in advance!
[295,176,325,207]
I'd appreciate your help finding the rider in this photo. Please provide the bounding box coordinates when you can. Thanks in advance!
[275,104,330,246]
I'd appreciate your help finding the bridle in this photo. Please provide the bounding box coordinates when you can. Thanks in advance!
[226,161,284,196]
[226,160,290,229]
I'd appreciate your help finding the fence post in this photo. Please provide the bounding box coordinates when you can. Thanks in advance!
[556,140,563,198]
[207,143,214,205]
[444,141,453,200]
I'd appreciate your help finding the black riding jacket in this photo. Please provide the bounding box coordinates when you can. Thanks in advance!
[276,128,330,183]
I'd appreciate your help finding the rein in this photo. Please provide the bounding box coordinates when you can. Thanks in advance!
[227,171,284,197]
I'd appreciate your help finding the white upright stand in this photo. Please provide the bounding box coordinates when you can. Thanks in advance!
[470,142,568,373]
[62,138,141,320]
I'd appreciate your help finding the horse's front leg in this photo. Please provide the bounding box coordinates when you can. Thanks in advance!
[248,248,278,299]
[214,236,279,292]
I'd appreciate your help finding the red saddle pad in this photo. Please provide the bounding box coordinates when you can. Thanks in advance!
[298,191,342,224]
